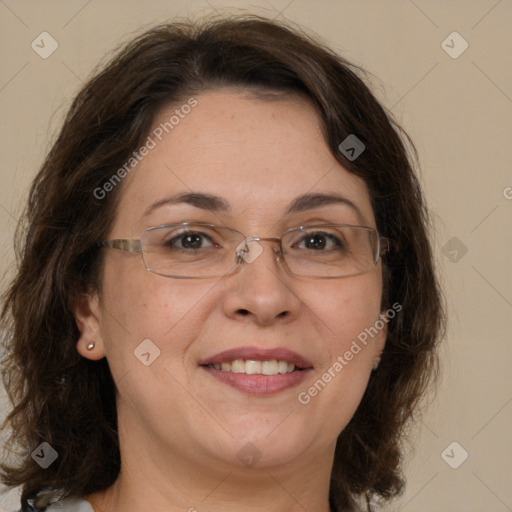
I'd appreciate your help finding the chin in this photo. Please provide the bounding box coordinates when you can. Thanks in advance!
[221,422,314,469]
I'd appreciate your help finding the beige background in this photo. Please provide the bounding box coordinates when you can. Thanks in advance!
[1,1,511,510]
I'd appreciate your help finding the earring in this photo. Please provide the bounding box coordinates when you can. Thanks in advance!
[372,356,381,370]
[86,342,95,351]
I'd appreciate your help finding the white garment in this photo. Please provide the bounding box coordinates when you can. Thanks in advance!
[12,497,94,512]
[45,498,94,511]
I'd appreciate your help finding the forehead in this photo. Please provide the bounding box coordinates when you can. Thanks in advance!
[113,89,374,234]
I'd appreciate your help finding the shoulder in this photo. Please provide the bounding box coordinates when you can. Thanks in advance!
[12,498,94,512]
[46,498,94,512]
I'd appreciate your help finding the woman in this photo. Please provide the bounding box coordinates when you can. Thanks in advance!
[1,15,444,512]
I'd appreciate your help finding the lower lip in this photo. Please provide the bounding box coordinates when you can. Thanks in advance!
[201,366,311,395]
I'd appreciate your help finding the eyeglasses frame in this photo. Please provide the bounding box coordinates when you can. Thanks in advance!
[98,221,394,279]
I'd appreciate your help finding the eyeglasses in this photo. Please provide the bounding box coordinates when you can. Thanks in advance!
[99,222,392,279]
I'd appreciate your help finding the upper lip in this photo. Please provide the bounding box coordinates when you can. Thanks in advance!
[198,346,314,369]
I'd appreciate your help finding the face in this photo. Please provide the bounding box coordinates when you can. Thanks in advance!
[76,89,386,475]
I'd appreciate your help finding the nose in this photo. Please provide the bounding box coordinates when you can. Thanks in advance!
[222,238,302,326]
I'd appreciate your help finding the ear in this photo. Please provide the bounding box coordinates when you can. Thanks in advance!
[371,310,389,370]
[73,290,107,361]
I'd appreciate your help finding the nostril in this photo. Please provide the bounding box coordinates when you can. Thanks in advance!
[237,309,250,316]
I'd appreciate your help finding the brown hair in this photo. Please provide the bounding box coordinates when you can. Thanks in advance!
[1,15,444,511]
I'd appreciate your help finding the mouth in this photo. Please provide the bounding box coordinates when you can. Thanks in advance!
[198,346,313,395]
[206,359,300,375]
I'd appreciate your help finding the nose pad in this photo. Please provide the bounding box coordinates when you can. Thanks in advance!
[235,238,264,264]
[235,238,282,266]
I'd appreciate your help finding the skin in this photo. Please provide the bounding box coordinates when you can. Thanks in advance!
[75,89,387,512]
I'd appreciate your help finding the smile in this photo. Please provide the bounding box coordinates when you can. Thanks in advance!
[206,359,299,375]
[199,346,313,395]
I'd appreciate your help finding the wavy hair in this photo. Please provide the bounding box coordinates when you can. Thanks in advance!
[0,15,444,511]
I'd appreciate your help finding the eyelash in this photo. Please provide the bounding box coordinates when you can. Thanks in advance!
[165,231,218,249]
[163,230,345,252]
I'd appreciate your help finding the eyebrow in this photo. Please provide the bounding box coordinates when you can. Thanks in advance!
[284,193,364,221]
[143,193,231,217]
[143,191,364,221]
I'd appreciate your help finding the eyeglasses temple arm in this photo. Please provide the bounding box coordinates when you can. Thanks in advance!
[99,239,142,253]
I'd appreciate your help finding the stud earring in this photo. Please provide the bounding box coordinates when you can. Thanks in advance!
[372,356,381,370]
[86,342,95,351]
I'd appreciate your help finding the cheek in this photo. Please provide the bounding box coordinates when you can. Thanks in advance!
[99,259,212,371]
[98,264,216,430]
[299,272,383,429]
[315,270,383,351]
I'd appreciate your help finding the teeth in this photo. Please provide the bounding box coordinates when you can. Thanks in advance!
[262,360,278,375]
[245,360,262,375]
[231,359,245,373]
[209,359,297,375]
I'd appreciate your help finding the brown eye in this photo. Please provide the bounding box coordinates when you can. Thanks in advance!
[295,232,342,251]
[165,231,216,250]
[180,233,205,249]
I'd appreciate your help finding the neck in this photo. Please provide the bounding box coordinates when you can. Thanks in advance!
[87,440,334,512]
[86,398,338,512]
